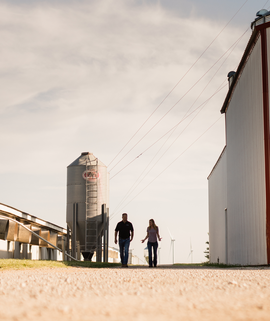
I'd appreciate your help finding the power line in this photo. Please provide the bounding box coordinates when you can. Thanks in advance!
[107,0,249,170]
[109,2,252,219]
[110,116,223,220]
[109,24,250,173]
[109,24,250,220]
[110,105,207,220]
[109,22,250,179]
[109,82,226,181]
[110,47,235,217]
[110,65,230,220]
[108,84,227,218]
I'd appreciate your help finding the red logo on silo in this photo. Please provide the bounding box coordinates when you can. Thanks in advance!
[82,170,100,181]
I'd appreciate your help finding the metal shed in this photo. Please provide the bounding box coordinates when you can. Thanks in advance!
[208,10,270,265]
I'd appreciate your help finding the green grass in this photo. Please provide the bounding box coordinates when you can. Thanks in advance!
[0,259,121,270]
[173,263,206,266]
[200,262,242,268]
[173,262,242,268]
[64,260,121,269]
[200,262,270,268]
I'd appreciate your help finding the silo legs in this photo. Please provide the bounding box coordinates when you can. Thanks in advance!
[71,203,78,259]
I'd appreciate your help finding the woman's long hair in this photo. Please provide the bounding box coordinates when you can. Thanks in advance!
[149,219,158,231]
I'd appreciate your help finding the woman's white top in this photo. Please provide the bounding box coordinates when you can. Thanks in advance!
[147,227,159,243]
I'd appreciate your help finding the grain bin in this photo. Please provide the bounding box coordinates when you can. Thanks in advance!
[66,152,109,261]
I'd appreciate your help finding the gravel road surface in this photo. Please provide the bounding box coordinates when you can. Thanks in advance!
[0,265,270,321]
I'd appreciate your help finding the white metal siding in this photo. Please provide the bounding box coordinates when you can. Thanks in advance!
[225,37,267,265]
[208,148,227,263]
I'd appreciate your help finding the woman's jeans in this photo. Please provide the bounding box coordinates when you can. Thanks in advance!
[119,238,130,265]
[147,241,158,267]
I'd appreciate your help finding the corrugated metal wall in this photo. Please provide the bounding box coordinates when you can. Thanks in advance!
[225,36,267,265]
[208,148,227,264]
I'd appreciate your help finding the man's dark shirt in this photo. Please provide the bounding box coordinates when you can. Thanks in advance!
[115,220,134,239]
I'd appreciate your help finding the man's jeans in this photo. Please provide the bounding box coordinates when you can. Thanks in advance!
[119,238,130,265]
[147,241,158,267]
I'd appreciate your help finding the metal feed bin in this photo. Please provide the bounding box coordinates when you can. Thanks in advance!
[66,152,109,261]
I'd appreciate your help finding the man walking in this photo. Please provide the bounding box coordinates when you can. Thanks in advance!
[115,213,134,267]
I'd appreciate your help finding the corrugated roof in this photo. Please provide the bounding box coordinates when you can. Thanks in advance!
[0,202,66,234]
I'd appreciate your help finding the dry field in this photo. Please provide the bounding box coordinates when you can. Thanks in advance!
[0,265,270,321]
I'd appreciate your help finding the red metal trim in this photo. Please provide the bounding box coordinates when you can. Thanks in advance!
[256,21,270,32]
[260,28,270,264]
[220,30,259,114]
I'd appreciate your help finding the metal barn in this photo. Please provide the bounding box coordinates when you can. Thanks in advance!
[208,10,270,265]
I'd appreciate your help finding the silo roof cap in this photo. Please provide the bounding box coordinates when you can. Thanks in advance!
[256,9,269,17]
[81,152,93,156]
[68,152,106,167]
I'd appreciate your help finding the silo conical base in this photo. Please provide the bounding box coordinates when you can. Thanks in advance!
[82,252,94,261]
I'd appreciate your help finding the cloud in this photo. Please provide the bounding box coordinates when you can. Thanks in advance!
[0,0,246,143]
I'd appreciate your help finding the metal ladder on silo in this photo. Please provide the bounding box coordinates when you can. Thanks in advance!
[85,158,99,254]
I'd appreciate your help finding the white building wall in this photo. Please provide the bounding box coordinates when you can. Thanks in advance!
[56,250,63,261]
[0,239,10,258]
[208,148,227,264]
[0,240,64,261]
[225,36,267,265]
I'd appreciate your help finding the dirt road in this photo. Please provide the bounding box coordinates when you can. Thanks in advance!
[0,265,270,321]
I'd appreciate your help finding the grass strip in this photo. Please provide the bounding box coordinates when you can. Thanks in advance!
[0,259,121,270]
[174,262,243,268]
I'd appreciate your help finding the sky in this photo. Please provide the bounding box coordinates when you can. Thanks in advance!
[1,0,269,264]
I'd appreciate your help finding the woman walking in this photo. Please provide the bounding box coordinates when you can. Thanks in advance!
[142,219,161,267]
